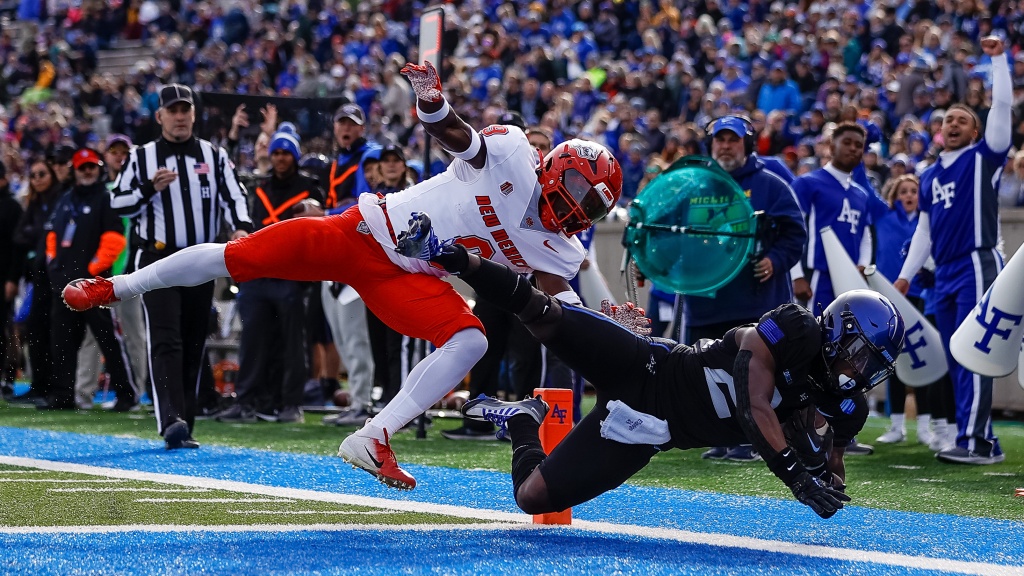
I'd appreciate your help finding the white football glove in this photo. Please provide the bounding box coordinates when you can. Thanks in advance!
[400,61,443,102]
[600,300,652,336]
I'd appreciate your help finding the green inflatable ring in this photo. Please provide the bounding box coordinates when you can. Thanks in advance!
[624,156,758,297]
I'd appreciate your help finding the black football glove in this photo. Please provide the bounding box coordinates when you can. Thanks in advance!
[430,242,469,274]
[788,471,851,519]
[782,405,834,482]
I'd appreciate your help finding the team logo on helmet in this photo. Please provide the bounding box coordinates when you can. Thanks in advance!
[594,181,615,206]
[569,142,600,161]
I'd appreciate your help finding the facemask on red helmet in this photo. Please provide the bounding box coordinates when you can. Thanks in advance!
[537,139,622,235]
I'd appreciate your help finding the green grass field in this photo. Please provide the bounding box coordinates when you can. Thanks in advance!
[2,399,1023,522]
[0,463,472,527]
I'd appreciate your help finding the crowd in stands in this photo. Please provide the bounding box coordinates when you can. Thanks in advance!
[0,1,1021,202]
[2,1,1024,445]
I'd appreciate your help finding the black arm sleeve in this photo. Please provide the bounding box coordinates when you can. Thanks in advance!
[733,349,784,463]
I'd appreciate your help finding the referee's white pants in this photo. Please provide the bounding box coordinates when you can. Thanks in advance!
[320,283,374,410]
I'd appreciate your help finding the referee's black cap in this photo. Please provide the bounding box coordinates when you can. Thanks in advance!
[159,84,195,108]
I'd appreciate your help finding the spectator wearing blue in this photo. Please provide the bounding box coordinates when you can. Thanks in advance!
[324,103,379,213]
[758,62,802,116]
[470,51,504,102]
[521,10,552,50]
[873,173,934,446]
[619,142,647,206]
[791,122,888,313]
[570,23,598,67]
[684,115,806,342]
[896,37,1013,465]
[687,115,806,462]
[713,59,751,104]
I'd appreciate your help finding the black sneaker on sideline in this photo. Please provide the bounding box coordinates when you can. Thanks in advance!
[195,404,222,420]
[724,445,761,462]
[936,446,1005,465]
[108,397,141,412]
[701,447,729,459]
[216,404,257,423]
[845,439,875,456]
[37,397,76,410]
[255,409,278,422]
[7,393,45,406]
[278,406,304,424]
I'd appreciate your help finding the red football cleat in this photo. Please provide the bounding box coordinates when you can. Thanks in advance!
[62,277,120,311]
[338,428,416,490]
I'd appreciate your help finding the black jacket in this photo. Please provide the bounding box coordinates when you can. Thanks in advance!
[45,182,124,288]
[0,185,23,284]
[251,169,324,232]
[12,185,62,280]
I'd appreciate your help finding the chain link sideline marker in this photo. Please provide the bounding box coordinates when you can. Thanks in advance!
[532,388,573,525]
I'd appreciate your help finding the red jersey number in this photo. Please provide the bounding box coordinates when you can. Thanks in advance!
[454,236,495,260]
[481,126,509,137]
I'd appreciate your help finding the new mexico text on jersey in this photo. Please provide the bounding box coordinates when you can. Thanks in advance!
[359,126,587,281]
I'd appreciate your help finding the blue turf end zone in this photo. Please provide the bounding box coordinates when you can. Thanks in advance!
[0,528,982,576]
[1,426,1022,575]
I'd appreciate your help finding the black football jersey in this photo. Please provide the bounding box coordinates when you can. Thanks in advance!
[654,303,866,449]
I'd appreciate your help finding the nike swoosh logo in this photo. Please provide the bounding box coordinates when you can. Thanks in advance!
[807,434,821,452]
[543,239,558,252]
[786,463,796,471]
[364,447,384,469]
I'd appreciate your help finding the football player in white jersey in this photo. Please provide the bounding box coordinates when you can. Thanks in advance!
[62,62,623,490]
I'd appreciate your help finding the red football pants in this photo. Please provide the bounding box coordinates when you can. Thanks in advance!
[224,207,482,346]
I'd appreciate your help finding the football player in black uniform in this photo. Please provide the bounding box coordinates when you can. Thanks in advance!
[401,229,905,519]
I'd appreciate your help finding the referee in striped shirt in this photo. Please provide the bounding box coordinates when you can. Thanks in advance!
[111,84,253,449]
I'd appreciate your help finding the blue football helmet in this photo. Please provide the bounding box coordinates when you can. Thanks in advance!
[818,290,905,398]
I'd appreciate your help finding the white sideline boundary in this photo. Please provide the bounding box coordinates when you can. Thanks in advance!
[1,456,1020,576]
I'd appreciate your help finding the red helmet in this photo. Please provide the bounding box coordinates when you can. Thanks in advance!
[537,139,622,235]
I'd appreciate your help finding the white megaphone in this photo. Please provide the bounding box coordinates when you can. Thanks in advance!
[950,249,1024,377]
[820,226,869,293]
[578,244,617,307]
[863,265,948,386]
[1018,337,1024,391]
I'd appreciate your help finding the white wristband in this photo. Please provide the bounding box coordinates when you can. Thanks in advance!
[552,289,582,306]
[417,99,451,124]
[451,129,482,161]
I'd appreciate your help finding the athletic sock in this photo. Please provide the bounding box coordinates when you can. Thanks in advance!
[508,414,546,499]
[114,244,229,299]
[364,328,487,441]
[461,257,535,315]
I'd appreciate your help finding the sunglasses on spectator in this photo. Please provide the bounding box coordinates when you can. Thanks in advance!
[76,164,99,171]
[29,171,49,179]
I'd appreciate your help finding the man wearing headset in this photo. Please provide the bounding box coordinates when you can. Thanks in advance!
[688,115,808,461]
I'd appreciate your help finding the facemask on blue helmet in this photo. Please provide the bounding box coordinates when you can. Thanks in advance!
[818,290,905,398]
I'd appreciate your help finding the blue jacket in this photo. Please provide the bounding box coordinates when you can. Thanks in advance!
[684,155,807,326]
[875,204,923,299]
[757,80,802,115]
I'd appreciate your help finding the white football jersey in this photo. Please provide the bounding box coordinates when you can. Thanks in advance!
[359,126,586,280]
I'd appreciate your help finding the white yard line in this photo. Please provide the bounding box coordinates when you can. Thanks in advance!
[0,478,122,483]
[0,456,1020,576]
[134,498,294,503]
[48,488,212,493]
[0,522,534,534]
[224,510,402,515]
